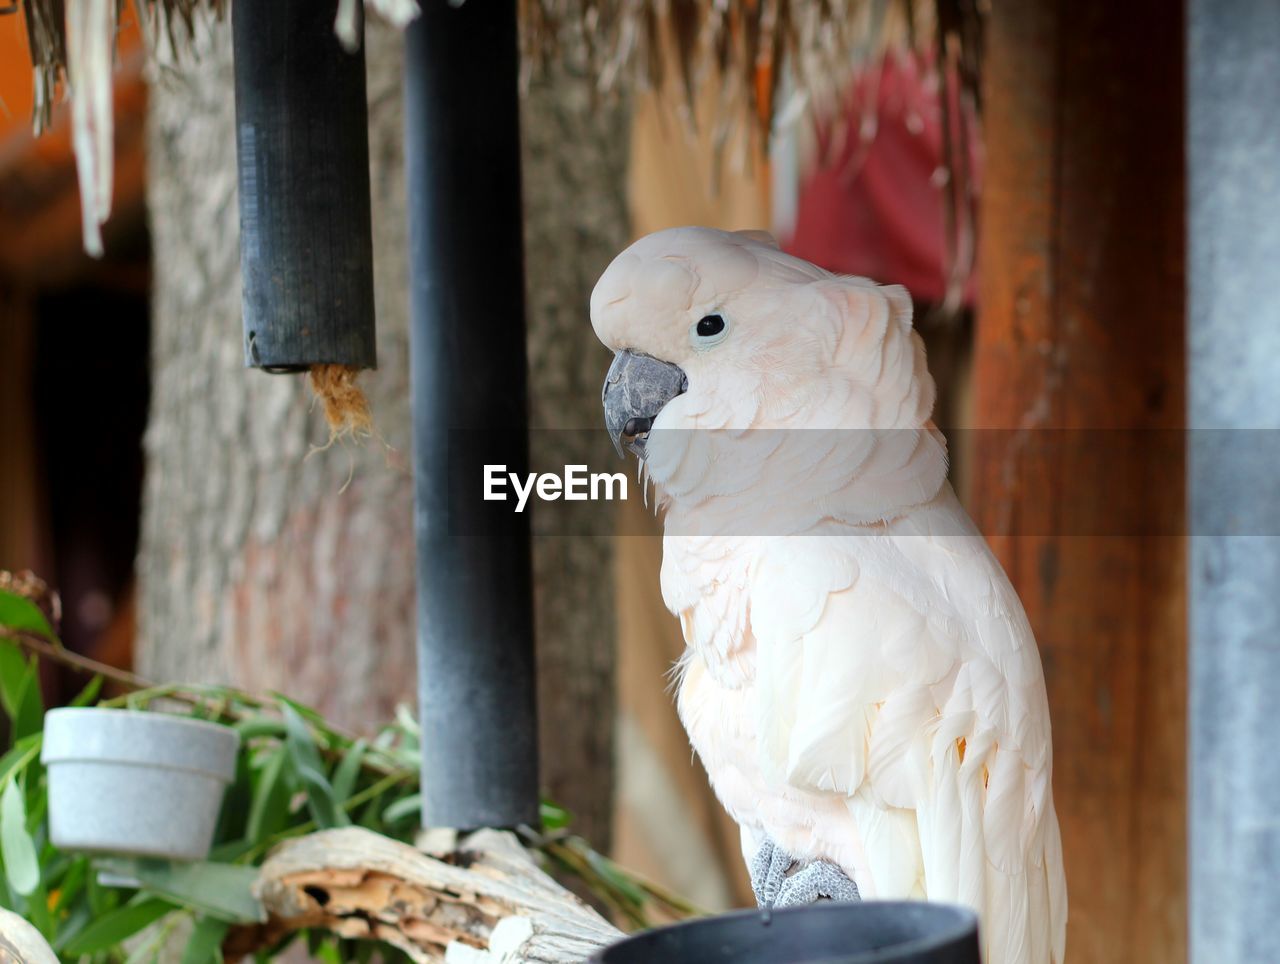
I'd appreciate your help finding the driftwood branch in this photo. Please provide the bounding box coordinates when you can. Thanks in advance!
[226,827,624,964]
[0,908,59,964]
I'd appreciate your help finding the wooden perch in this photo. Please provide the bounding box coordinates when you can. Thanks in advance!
[225,827,624,964]
[0,908,59,964]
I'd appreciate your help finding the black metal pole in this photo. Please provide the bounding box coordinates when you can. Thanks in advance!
[232,0,377,372]
[404,0,540,829]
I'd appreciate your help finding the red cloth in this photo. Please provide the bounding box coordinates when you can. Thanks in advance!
[784,53,980,306]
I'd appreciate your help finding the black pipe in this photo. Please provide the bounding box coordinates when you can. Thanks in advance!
[232,0,377,372]
[404,0,540,829]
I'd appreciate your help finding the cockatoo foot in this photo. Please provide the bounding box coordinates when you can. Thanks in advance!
[749,836,793,906]
[749,838,861,907]
[773,859,862,906]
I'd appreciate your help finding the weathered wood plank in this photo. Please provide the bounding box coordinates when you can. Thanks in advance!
[971,2,1186,961]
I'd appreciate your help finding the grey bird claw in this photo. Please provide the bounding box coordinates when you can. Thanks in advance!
[749,837,793,906]
[749,837,861,908]
[775,859,862,906]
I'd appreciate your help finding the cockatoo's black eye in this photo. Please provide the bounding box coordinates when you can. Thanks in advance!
[696,315,726,337]
[691,313,730,349]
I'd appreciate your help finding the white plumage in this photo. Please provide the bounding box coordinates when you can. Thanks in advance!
[592,227,1067,964]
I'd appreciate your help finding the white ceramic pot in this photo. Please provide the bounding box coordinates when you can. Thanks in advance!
[41,708,240,860]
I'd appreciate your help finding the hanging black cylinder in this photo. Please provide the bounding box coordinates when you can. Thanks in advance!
[231,0,377,373]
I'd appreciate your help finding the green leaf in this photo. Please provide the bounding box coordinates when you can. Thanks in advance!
[52,855,90,916]
[85,862,113,916]
[0,734,41,791]
[356,791,388,830]
[25,880,53,941]
[294,764,347,830]
[281,703,347,830]
[53,903,94,950]
[234,718,287,741]
[245,748,292,843]
[207,839,255,863]
[96,858,265,924]
[70,674,104,707]
[540,799,572,831]
[0,590,54,636]
[331,738,367,802]
[0,642,32,720]
[24,781,46,833]
[1,778,39,895]
[585,848,647,906]
[381,794,421,825]
[212,754,253,845]
[305,929,325,956]
[280,703,324,771]
[181,915,230,964]
[59,896,177,955]
[272,695,325,729]
[11,664,43,741]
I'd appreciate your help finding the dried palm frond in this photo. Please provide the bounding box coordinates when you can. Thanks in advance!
[5,0,982,265]
[521,0,954,137]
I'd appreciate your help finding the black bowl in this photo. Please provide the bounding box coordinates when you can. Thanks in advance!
[590,901,980,964]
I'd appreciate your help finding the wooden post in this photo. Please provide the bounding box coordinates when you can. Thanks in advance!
[971,1,1185,960]
[0,288,43,574]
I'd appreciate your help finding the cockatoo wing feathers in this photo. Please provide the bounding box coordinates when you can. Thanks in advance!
[743,492,1065,964]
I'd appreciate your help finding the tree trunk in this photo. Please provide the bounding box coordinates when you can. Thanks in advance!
[522,55,629,852]
[139,14,626,847]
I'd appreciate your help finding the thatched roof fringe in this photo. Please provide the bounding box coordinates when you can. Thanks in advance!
[66,0,115,255]
[7,0,981,264]
[21,0,64,135]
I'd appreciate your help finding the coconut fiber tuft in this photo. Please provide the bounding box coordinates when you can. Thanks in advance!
[308,364,375,445]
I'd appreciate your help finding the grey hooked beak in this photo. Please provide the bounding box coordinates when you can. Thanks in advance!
[602,350,688,458]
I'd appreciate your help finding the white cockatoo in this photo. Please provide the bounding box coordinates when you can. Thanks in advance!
[593,227,1066,964]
